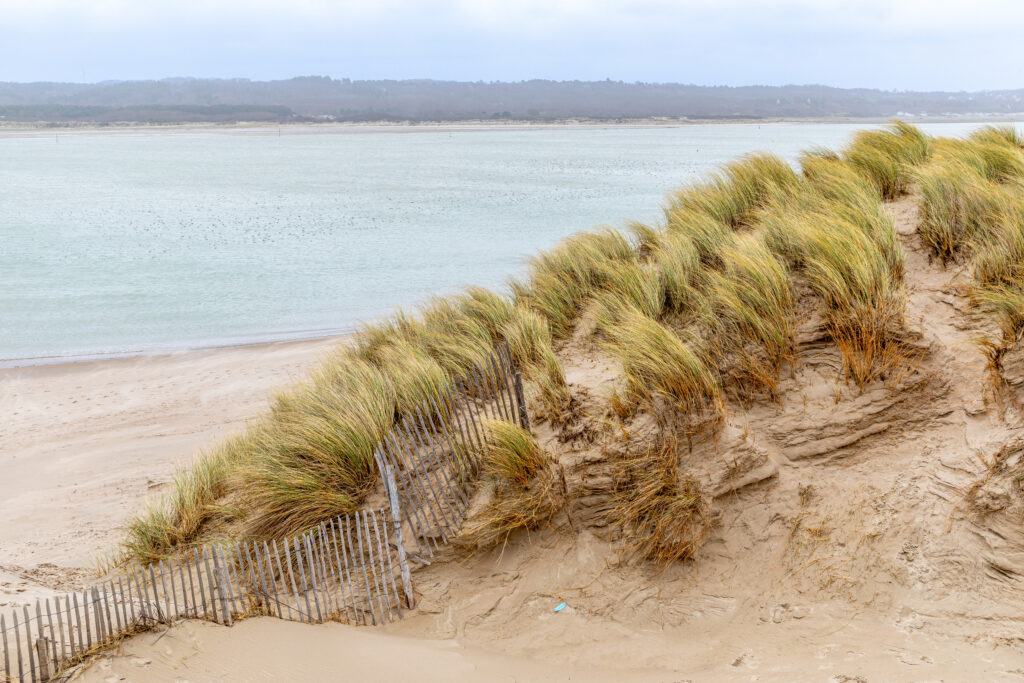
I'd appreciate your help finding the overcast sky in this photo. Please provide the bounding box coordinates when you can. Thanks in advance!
[2,0,1022,90]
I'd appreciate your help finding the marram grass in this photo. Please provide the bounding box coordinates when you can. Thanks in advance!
[124,121,1024,566]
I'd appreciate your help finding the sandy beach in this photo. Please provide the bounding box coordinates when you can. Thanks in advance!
[0,338,341,604]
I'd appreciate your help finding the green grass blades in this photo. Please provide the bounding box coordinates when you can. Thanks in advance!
[705,233,795,396]
[667,152,800,228]
[845,120,931,200]
[602,307,720,414]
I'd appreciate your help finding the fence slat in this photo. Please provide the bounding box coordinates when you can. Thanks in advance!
[201,546,220,625]
[380,437,432,554]
[90,587,104,644]
[24,605,36,683]
[335,517,361,625]
[265,541,289,620]
[354,512,380,626]
[13,611,23,683]
[428,394,472,500]
[2,613,10,683]
[384,467,416,609]
[397,422,453,538]
[455,377,487,456]
[292,538,317,623]
[377,441,430,557]
[369,510,396,621]
[384,434,436,552]
[416,404,469,516]
[212,546,233,627]
[167,558,180,620]
[316,524,339,618]
[53,598,67,673]
[361,511,388,622]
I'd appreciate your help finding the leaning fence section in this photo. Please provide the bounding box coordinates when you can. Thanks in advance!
[1,344,528,683]
[374,341,529,555]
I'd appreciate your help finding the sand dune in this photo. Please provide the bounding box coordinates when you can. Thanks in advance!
[6,198,1024,681]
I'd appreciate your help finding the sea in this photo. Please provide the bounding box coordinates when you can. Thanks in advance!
[0,121,1014,365]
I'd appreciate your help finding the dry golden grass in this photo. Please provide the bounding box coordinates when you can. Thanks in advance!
[602,306,721,414]
[844,120,930,200]
[609,436,713,567]
[459,421,565,549]
[705,232,795,397]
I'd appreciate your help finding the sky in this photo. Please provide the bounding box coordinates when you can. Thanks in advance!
[2,0,1022,90]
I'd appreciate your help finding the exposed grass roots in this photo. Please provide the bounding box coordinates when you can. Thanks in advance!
[609,436,713,567]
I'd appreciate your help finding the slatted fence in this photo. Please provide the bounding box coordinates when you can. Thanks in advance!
[1,344,528,682]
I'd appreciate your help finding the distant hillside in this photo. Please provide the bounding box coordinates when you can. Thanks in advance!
[1,77,1023,124]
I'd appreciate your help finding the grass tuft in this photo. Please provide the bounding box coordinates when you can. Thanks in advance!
[610,436,713,567]
[460,421,565,548]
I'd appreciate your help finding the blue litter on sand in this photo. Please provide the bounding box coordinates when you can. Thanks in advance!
[554,602,567,613]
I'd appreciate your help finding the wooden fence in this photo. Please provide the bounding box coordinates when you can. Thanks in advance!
[1,344,527,682]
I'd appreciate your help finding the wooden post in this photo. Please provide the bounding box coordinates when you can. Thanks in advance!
[377,442,430,557]
[513,369,530,430]
[384,466,415,609]
[35,635,49,681]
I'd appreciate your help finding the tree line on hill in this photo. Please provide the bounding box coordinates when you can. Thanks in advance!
[1,77,1022,124]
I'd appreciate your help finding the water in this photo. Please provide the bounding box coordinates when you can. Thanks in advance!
[0,121,1008,364]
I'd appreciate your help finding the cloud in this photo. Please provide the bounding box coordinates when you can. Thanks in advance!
[0,0,1021,88]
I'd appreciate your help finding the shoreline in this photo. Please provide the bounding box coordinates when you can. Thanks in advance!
[0,328,353,369]
[2,115,1022,139]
